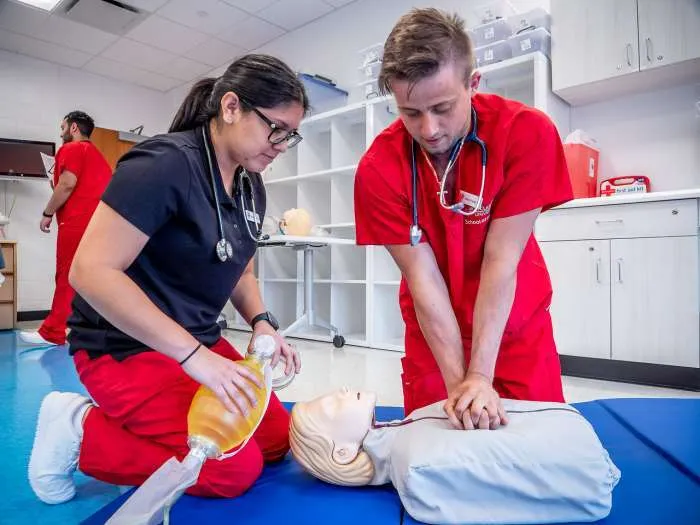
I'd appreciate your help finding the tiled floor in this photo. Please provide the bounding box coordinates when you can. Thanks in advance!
[4,325,699,524]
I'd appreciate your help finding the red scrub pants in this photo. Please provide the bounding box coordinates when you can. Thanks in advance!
[74,337,290,498]
[38,223,86,345]
[401,308,565,416]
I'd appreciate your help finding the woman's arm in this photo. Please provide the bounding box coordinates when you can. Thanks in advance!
[70,202,262,414]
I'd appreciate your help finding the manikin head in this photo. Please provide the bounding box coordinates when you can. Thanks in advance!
[289,388,377,486]
[280,208,312,236]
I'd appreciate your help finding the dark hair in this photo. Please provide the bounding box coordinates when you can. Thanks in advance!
[378,8,474,95]
[169,54,309,133]
[64,110,95,138]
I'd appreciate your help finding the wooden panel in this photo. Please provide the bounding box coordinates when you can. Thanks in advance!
[1,243,14,274]
[0,275,14,302]
[90,127,138,171]
[0,303,14,330]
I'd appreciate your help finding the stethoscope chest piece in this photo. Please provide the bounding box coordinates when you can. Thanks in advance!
[216,238,233,263]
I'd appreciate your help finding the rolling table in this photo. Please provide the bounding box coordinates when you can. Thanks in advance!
[258,235,355,348]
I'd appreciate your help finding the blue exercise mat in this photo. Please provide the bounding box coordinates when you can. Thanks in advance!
[600,397,700,483]
[401,399,700,525]
[82,405,405,525]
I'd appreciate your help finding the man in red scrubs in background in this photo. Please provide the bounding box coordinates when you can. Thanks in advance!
[20,111,111,347]
[354,8,574,431]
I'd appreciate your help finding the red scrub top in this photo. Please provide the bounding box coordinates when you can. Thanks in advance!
[355,93,573,373]
[53,140,112,228]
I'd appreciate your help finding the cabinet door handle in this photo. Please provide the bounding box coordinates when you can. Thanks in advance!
[595,219,624,225]
[595,257,602,283]
[626,43,633,66]
[616,258,624,283]
[645,37,653,62]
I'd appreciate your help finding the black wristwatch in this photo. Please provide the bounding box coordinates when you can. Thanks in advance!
[251,311,279,331]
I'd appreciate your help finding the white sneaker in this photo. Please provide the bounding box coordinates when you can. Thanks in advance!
[28,392,92,504]
[18,330,57,347]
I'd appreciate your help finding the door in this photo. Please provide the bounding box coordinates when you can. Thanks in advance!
[551,0,639,91]
[638,0,700,70]
[539,240,612,359]
[611,236,699,367]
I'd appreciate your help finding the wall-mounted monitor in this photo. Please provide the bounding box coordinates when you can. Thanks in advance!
[0,138,56,179]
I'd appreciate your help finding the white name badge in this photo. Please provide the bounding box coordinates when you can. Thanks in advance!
[459,190,481,210]
[244,210,260,223]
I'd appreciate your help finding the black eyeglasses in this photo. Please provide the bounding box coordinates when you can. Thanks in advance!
[243,102,303,149]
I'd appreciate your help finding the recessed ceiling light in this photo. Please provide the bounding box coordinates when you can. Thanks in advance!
[12,0,63,12]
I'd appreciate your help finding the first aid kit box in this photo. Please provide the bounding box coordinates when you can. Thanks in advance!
[600,176,651,197]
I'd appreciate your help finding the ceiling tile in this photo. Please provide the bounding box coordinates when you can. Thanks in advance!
[100,38,178,72]
[0,1,49,36]
[256,0,334,31]
[156,0,248,36]
[126,14,209,54]
[323,0,357,6]
[183,37,244,67]
[83,55,181,91]
[219,0,279,14]
[40,14,118,54]
[156,55,211,81]
[122,0,170,12]
[218,15,285,49]
[0,28,92,68]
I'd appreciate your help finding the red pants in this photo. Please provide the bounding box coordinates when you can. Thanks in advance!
[39,224,85,345]
[401,308,565,416]
[74,338,290,498]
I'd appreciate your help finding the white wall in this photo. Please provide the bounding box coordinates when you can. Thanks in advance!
[571,83,700,191]
[0,49,173,311]
[250,0,698,191]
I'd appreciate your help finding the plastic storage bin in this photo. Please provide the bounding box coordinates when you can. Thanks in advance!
[298,73,348,115]
[468,18,513,47]
[508,7,551,34]
[475,40,513,67]
[508,27,551,59]
[358,42,383,68]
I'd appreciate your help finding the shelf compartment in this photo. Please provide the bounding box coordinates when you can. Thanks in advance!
[264,184,297,220]
[331,282,367,343]
[264,165,356,186]
[297,127,331,174]
[331,117,366,168]
[297,179,332,228]
[260,248,299,280]
[263,148,297,181]
[372,246,401,282]
[372,283,404,350]
[330,176,355,225]
[331,244,366,281]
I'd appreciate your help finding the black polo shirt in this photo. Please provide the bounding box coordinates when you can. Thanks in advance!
[67,126,266,360]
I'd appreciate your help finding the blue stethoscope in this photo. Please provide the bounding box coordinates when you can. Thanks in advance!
[410,106,488,246]
[201,125,268,263]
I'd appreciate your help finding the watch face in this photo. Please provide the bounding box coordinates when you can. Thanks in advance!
[267,312,280,330]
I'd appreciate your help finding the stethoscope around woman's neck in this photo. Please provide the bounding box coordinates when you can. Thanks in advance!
[200,125,267,263]
[410,106,488,246]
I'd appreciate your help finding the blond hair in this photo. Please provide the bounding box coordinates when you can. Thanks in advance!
[289,402,374,486]
[379,7,475,95]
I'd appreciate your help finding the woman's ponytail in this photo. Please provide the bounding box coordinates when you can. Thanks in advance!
[168,78,218,133]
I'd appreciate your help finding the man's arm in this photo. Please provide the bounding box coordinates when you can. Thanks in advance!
[468,207,541,380]
[444,207,541,430]
[385,243,466,391]
[44,171,77,216]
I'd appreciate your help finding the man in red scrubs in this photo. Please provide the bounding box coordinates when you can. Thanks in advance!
[20,111,111,347]
[354,8,573,431]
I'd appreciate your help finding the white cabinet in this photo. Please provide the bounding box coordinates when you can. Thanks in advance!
[551,0,700,105]
[637,0,700,71]
[537,198,700,369]
[540,240,611,360]
[551,0,639,90]
[611,236,699,367]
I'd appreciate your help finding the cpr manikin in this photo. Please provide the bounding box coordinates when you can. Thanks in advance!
[290,389,621,525]
[280,208,312,236]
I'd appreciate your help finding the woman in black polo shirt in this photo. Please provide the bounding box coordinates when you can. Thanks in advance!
[29,54,306,504]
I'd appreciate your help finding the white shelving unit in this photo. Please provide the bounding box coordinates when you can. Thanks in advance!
[232,52,570,352]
